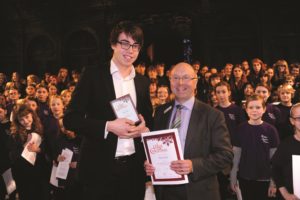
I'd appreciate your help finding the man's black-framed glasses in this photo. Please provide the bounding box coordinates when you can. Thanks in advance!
[117,40,141,51]
[291,116,300,121]
[169,76,198,83]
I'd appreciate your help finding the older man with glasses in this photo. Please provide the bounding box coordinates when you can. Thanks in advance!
[145,62,233,200]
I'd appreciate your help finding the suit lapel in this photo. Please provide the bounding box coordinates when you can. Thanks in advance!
[184,100,203,154]
[154,102,174,131]
[162,103,174,129]
[134,75,142,109]
[103,64,116,101]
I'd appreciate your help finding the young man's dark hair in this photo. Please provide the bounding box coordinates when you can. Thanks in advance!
[63,20,152,200]
[109,20,144,47]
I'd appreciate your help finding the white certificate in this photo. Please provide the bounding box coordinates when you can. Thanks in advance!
[142,129,189,185]
[21,132,42,165]
[50,165,58,187]
[110,94,140,125]
[56,148,73,180]
[292,155,300,198]
[2,168,16,195]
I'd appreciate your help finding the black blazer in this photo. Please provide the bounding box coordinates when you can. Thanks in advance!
[63,64,153,184]
[153,99,233,200]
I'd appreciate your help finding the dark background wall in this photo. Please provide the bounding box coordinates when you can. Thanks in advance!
[0,0,299,77]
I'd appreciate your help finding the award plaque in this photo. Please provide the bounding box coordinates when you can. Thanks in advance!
[110,94,141,125]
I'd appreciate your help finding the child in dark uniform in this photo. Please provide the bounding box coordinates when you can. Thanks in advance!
[215,81,247,200]
[53,118,82,200]
[255,83,282,127]
[271,103,300,200]
[230,94,280,200]
[8,103,46,200]
[35,84,51,123]
[0,106,11,199]
[215,81,247,144]
[276,84,295,141]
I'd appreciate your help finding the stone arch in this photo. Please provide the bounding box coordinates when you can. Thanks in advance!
[63,28,100,70]
[26,34,56,76]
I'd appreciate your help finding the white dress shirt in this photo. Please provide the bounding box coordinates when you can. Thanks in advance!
[109,60,137,157]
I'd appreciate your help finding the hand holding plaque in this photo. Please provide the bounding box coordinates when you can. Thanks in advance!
[110,94,141,125]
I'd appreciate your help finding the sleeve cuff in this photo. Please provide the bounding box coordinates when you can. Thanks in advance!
[104,121,109,139]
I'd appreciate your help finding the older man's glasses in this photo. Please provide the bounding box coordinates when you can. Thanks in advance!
[170,76,198,83]
[117,41,141,51]
[291,116,300,121]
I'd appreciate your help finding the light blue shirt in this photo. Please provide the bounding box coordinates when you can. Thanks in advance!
[169,96,195,151]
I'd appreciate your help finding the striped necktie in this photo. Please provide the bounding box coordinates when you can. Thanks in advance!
[171,104,183,129]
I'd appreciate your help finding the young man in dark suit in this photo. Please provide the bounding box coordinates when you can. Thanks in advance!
[145,62,233,200]
[63,21,152,200]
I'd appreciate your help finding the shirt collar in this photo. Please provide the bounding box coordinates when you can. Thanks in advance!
[110,60,136,80]
[175,96,195,111]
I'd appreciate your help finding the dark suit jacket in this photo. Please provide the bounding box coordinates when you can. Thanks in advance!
[63,64,153,185]
[153,99,233,200]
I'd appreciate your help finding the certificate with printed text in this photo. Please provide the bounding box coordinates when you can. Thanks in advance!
[292,155,300,198]
[142,129,189,185]
[110,94,140,125]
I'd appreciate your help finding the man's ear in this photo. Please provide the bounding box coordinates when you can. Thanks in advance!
[111,44,116,50]
[290,117,295,126]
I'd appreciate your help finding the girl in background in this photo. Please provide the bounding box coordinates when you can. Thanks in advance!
[229,64,248,106]
[60,90,72,110]
[276,84,295,141]
[156,85,171,106]
[35,84,51,123]
[49,95,64,119]
[45,95,65,164]
[247,58,265,87]
[215,81,247,144]
[9,103,46,200]
[273,59,290,89]
[215,81,246,200]
[149,80,159,110]
[53,119,82,200]
[255,83,281,127]
[208,90,218,107]
[241,83,254,108]
[152,85,172,116]
[260,72,272,89]
[25,83,36,99]
[48,84,58,97]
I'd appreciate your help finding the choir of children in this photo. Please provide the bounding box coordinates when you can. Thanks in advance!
[1,58,300,200]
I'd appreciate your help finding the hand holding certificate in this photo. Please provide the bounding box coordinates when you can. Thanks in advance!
[142,129,189,185]
[21,132,42,165]
[56,148,73,180]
